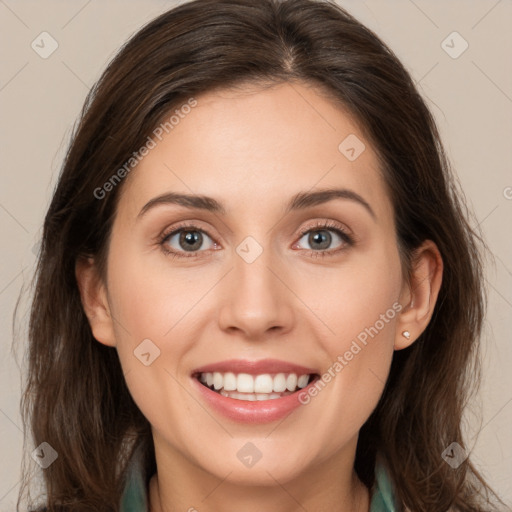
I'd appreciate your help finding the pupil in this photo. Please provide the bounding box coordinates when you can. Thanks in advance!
[310,230,330,250]
[180,231,202,251]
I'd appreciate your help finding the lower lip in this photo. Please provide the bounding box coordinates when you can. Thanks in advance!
[192,377,318,424]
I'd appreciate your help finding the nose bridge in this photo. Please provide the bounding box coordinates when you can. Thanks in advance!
[217,235,294,336]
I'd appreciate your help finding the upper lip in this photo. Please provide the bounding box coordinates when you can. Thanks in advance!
[192,358,318,376]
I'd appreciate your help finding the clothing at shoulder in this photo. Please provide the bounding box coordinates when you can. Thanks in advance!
[370,453,401,511]
[120,450,401,511]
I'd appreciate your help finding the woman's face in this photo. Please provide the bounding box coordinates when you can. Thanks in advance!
[101,81,407,484]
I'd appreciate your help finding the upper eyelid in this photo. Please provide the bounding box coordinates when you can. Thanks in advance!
[298,220,351,236]
[160,222,215,241]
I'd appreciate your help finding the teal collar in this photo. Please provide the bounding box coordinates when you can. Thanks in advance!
[121,450,399,511]
[120,445,148,512]
[370,453,400,511]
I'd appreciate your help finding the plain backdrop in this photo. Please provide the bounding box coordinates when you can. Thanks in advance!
[1,0,511,509]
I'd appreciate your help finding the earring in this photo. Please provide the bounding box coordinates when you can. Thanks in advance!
[402,330,411,340]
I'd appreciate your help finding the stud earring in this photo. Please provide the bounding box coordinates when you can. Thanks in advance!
[402,330,411,340]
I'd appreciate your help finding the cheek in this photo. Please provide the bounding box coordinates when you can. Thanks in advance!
[295,271,400,461]
[297,242,402,419]
[297,242,402,352]
[104,248,198,442]
[102,246,179,382]
[106,244,204,342]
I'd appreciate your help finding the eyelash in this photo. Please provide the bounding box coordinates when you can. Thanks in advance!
[157,220,355,260]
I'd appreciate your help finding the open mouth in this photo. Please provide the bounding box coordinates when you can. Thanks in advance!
[194,371,318,401]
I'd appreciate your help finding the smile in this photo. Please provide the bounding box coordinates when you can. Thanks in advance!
[191,359,320,423]
[197,372,313,400]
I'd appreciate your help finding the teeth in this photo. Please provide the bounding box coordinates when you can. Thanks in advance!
[297,374,309,388]
[213,372,223,390]
[219,389,292,401]
[254,374,273,393]
[237,373,254,393]
[223,372,237,391]
[286,373,297,391]
[273,373,287,392]
[199,371,312,394]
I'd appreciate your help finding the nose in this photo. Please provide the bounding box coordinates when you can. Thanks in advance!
[217,245,295,341]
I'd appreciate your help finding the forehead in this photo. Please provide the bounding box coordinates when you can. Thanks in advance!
[117,81,392,224]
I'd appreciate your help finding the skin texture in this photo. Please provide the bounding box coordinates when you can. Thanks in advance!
[76,81,443,512]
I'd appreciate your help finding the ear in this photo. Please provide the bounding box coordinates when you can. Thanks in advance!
[395,240,443,350]
[75,256,117,347]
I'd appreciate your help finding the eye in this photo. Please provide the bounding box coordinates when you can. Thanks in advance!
[293,220,354,257]
[159,223,218,259]
[158,220,354,260]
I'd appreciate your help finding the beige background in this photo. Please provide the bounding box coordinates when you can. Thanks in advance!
[1,0,511,509]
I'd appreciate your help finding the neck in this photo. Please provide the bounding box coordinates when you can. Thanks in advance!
[148,436,370,512]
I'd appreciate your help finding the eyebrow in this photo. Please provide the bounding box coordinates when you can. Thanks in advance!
[137,187,376,220]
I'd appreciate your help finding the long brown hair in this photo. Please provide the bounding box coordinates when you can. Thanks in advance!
[16,0,505,510]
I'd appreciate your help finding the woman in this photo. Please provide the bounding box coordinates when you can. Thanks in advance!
[18,0,506,510]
